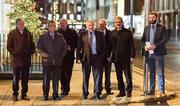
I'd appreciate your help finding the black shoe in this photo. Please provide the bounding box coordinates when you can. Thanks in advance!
[44,97,48,100]
[60,92,69,96]
[126,93,132,97]
[93,95,102,100]
[53,96,61,100]
[82,96,88,100]
[44,96,48,100]
[13,96,18,101]
[116,92,126,97]
[43,94,49,100]
[22,96,30,100]
[106,91,114,95]
[147,91,155,95]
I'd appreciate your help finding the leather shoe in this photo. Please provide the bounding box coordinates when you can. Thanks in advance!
[82,96,88,100]
[106,91,114,95]
[22,96,30,100]
[13,96,18,101]
[93,95,102,100]
[147,91,155,95]
[60,92,69,96]
[53,96,61,100]
[44,96,48,100]
[116,92,126,97]
[126,93,132,97]
[159,92,166,97]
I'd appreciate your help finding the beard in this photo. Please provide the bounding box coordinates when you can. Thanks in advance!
[149,20,157,24]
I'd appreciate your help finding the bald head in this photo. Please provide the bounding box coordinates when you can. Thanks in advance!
[98,19,107,30]
[59,18,68,30]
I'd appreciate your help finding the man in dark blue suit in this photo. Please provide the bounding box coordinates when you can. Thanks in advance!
[141,12,169,97]
[76,20,106,100]
[37,21,66,100]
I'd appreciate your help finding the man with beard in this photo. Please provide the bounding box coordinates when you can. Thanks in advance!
[108,16,136,97]
[57,18,78,96]
[141,12,168,97]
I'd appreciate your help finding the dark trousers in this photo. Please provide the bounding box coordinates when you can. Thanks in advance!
[12,66,30,96]
[114,63,132,94]
[82,55,101,96]
[60,58,74,93]
[99,60,112,93]
[43,66,61,97]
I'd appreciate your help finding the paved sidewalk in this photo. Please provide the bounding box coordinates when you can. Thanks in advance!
[0,64,178,106]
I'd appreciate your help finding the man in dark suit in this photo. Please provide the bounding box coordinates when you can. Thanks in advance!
[57,18,78,96]
[98,19,113,95]
[37,20,66,100]
[109,16,136,97]
[7,18,35,101]
[141,12,168,97]
[76,20,106,100]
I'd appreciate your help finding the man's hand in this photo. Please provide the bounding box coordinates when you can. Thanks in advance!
[41,53,49,58]
[37,49,49,57]
[130,58,134,64]
[66,45,71,51]
[76,59,81,64]
[145,45,150,51]
[145,44,156,51]
[107,57,111,62]
[151,44,156,49]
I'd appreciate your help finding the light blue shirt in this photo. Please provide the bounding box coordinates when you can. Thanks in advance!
[88,31,97,54]
[150,22,157,44]
[49,32,55,40]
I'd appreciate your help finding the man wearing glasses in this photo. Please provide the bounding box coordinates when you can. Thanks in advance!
[37,20,66,100]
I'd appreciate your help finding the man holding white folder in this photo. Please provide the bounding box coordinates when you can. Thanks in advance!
[141,12,169,97]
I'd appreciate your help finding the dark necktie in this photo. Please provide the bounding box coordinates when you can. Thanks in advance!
[90,32,93,48]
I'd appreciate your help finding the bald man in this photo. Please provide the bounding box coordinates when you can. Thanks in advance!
[98,19,113,95]
[57,18,78,96]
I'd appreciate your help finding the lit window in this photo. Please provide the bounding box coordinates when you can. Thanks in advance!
[77,14,81,20]
[77,6,81,12]
[48,14,52,20]
[70,14,74,20]
[63,14,67,19]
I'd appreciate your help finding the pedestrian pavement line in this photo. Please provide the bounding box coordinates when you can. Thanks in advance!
[132,66,172,83]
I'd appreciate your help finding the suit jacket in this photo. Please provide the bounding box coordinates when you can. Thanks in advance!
[141,23,168,56]
[57,28,78,59]
[103,28,111,58]
[109,28,136,63]
[37,32,66,66]
[76,30,106,65]
[7,28,35,67]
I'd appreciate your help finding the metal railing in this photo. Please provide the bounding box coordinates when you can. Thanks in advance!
[0,34,43,73]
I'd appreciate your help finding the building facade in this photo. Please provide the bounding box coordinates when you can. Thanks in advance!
[144,0,180,41]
